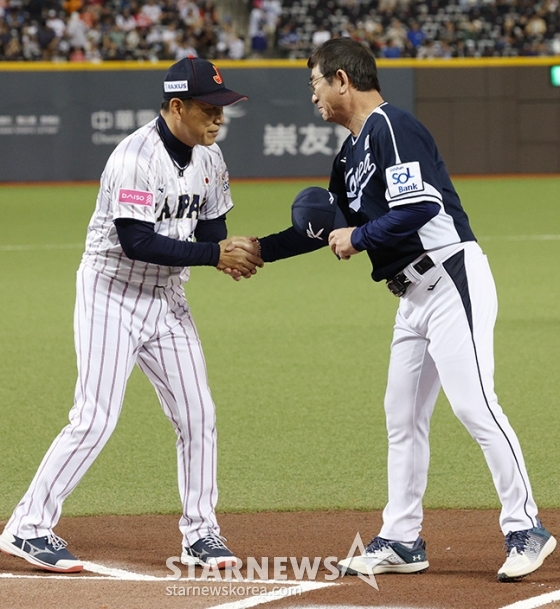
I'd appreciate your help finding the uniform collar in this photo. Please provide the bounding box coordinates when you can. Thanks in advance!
[156,114,193,169]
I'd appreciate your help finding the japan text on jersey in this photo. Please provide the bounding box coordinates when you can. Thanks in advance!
[82,118,233,287]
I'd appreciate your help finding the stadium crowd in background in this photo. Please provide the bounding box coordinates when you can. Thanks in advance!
[0,0,559,62]
[0,0,248,61]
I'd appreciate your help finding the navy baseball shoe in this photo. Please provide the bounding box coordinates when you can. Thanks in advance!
[181,533,239,569]
[497,520,556,582]
[337,536,429,575]
[0,529,83,573]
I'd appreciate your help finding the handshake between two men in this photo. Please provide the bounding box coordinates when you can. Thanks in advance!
[217,236,263,281]
[215,186,349,281]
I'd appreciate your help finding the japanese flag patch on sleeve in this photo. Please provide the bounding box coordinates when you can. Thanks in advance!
[385,161,424,200]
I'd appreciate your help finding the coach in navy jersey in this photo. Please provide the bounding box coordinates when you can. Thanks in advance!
[252,38,556,581]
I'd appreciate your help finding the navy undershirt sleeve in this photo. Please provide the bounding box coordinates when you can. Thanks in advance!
[114,218,221,267]
[259,203,440,263]
[259,226,326,263]
[351,202,440,251]
[194,216,227,243]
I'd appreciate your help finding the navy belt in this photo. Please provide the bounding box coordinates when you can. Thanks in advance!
[386,256,435,297]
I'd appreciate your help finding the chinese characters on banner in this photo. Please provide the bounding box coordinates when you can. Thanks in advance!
[263,123,350,157]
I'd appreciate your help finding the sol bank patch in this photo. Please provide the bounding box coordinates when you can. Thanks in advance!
[385,161,424,199]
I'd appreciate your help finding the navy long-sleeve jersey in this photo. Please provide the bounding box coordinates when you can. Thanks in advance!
[259,102,476,281]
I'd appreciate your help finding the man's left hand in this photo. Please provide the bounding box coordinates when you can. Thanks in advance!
[328,227,359,260]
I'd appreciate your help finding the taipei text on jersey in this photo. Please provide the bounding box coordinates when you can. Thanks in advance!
[330,103,476,281]
[82,118,233,287]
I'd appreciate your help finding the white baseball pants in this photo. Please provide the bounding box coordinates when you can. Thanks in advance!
[379,242,538,541]
[6,264,219,546]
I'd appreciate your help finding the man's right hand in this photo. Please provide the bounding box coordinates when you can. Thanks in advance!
[217,236,263,279]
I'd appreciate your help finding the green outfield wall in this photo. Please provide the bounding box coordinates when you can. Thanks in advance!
[0,58,558,181]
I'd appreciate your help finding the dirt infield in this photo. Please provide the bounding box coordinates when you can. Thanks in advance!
[1,509,559,609]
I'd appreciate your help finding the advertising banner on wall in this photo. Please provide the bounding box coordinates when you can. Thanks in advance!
[0,65,413,182]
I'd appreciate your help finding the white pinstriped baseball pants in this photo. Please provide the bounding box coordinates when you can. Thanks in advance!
[6,263,219,546]
[380,242,539,542]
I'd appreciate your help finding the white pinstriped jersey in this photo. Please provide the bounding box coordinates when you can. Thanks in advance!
[82,117,233,286]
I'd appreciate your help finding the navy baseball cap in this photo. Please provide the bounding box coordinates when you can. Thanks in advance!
[163,57,248,106]
[291,186,347,241]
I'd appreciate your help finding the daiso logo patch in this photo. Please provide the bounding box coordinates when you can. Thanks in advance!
[118,188,153,206]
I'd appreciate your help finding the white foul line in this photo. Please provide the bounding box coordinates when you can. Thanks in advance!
[83,561,330,585]
[205,582,335,609]
[0,562,161,581]
[499,590,560,609]
[0,561,338,587]
[82,561,161,580]
[1,562,337,609]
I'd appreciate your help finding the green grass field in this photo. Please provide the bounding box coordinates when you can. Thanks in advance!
[0,177,559,520]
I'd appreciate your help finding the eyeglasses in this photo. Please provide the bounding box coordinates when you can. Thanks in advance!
[308,75,326,94]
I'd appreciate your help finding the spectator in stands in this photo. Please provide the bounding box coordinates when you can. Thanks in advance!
[3,5,25,30]
[46,9,66,40]
[108,23,126,52]
[0,18,11,56]
[179,0,203,30]
[199,0,218,26]
[175,33,198,60]
[145,23,163,55]
[131,28,151,60]
[37,18,59,60]
[69,45,86,61]
[262,0,281,49]
[101,30,126,60]
[140,0,162,26]
[215,19,243,59]
[22,24,41,60]
[86,21,102,56]
[66,10,88,52]
[124,25,141,57]
[453,39,471,58]
[312,22,331,48]
[4,31,22,60]
[228,33,245,59]
[161,20,180,59]
[437,40,453,58]
[133,9,152,28]
[115,8,137,32]
[63,0,83,16]
[406,19,425,54]
[385,18,407,51]
[361,17,384,56]
[248,0,267,57]
[80,3,98,29]
[416,38,438,59]
[277,20,303,58]
[196,17,218,59]
[525,10,547,38]
[382,0,412,19]
[381,37,402,58]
